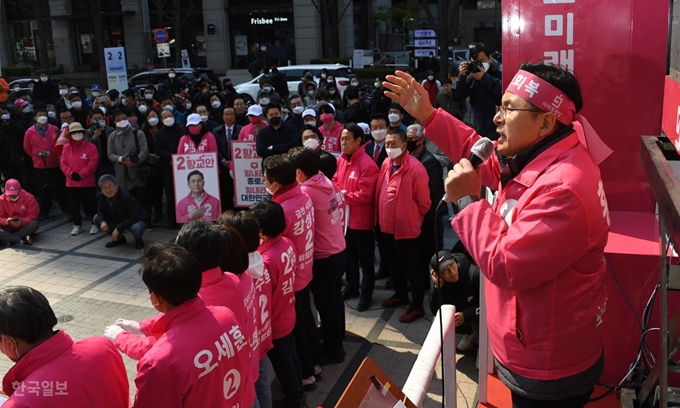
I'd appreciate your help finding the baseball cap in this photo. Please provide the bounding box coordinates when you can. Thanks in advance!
[316,100,336,113]
[357,122,371,136]
[257,89,271,97]
[13,99,28,108]
[301,109,316,118]
[5,179,20,194]
[247,105,263,117]
[430,251,457,275]
[91,84,102,91]
[186,113,201,126]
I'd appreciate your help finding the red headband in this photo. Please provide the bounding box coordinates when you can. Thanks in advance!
[505,69,612,165]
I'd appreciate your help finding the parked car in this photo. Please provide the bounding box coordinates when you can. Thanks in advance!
[9,77,62,93]
[127,68,221,94]
[234,64,353,104]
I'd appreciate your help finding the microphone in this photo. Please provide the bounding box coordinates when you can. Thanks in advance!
[436,137,495,211]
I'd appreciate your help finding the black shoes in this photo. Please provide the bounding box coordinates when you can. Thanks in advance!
[105,235,127,248]
[342,287,359,300]
[135,238,145,249]
[357,298,371,312]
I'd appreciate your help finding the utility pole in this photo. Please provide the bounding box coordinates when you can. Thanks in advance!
[140,0,154,70]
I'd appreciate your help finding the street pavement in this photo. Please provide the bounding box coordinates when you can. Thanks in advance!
[0,209,479,407]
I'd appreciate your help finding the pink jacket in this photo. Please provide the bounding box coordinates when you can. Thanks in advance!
[376,151,431,239]
[332,147,379,230]
[23,124,60,169]
[259,235,297,340]
[60,140,99,187]
[2,331,129,408]
[238,123,268,141]
[423,108,609,380]
[176,191,221,223]
[272,184,314,291]
[132,298,251,408]
[0,191,39,228]
[178,132,218,154]
[299,173,346,258]
[319,121,344,153]
[234,271,260,400]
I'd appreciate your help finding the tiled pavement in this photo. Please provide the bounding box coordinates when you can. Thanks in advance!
[0,212,479,408]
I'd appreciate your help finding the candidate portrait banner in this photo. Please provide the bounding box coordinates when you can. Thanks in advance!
[172,152,221,223]
[232,141,268,207]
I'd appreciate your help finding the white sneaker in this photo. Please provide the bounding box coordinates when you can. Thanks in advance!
[89,225,99,235]
[457,333,476,352]
[70,225,83,236]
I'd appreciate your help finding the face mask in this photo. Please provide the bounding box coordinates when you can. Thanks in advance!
[428,75,434,81]
[265,184,277,196]
[163,117,175,127]
[147,117,159,126]
[321,74,327,79]
[482,62,490,71]
[169,73,176,78]
[23,106,32,114]
[211,101,221,109]
[320,113,334,124]
[121,98,128,106]
[8,195,19,202]
[188,125,202,135]
[292,106,305,115]
[371,129,387,141]
[40,76,48,82]
[329,90,336,95]
[47,111,56,118]
[304,120,316,126]
[374,82,380,88]
[388,113,400,123]
[385,147,403,159]
[72,101,83,109]
[260,98,270,105]
[59,89,68,96]
[98,120,106,127]
[0,114,10,121]
[71,132,84,141]
[249,116,262,126]
[327,79,334,84]
[307,90,316,96]
[351,82,359,87]
[263,87,272,92]
[162,105,174,112]
[37,116,48,125]
[269,117,282,126]
[92,91,101,97]
[117,120,129,129]
[138,105,148,113]
[200,115,209,123]
[144,94,154,100]
[406,139,421,152]
[185,102,192,110]
[303,138,320,150]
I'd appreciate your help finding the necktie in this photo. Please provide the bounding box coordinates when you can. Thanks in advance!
[227,127,232,140]
[373,144,380,163]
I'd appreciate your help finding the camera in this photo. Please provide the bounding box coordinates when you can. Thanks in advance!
[128,153,140,164]
[38,150,50,158]
[467,61,483,74]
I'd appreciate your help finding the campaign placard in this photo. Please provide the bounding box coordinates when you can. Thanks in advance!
[172,152,221,223]
[232,141,268,207]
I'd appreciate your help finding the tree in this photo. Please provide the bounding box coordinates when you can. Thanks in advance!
[309,0,353,60]
[418,0,461,77]
[373,5,413,51]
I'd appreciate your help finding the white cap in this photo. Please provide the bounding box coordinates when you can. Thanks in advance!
[186,113,201,126]
[247,105,263,116]
[302,109,316,118]
[316,100,336,113]
[358,122,371,136]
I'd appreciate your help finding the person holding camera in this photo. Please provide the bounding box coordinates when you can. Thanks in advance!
[451,42,502,140]
[0,179,39,246]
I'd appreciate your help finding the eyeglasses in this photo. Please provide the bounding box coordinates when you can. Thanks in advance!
[498,105,540,120]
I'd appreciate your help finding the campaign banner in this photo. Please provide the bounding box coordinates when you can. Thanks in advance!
[172,153,221,223]
[104,47,128,92]
[232,141,268,207]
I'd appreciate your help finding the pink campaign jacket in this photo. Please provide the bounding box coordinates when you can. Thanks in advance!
[332,146,379,231]
[299,173,346,258]
[272,184,314,291]
[376,151,431,239]
[2,331,129,408]
[176,191,221,223]
[423,108,609,380]
[23,124,60,169]
[0,191,39,228]
[60,139,99,187]
[259,235,297,340]
[238,123,268,141]
[133,297,251,408]
[319,121,344,153]
[178,132,218,154]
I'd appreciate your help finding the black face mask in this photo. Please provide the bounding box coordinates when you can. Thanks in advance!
[406,140,421,152]
[269,117,282,126]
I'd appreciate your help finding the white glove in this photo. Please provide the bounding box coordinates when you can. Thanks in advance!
[104,325,125,342]
[115,318,143,335]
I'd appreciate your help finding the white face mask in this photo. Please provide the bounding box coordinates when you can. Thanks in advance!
[162,105,174,112]
[37,116,48,125]
[385,147,403,159]
[71,132,84,141]
[292,106,304,115]
[98,120,106,127]
[304,121,316,126]
[138,105,148,113]
[211,101,221,109]
[374,82,380,88]
[303,138,320,150]
[40,76,48,83]
[351,82,359,87]
[200,115,209,123]
[263,87,272,92]
[185,103,192,110]
[117,120,129,128]
[1,114,10,121]
[22,106,31,114]
[59,89,68,96]
[388,113,400,123]
[47,111,56,118]
[482,62,490,72]
[72,101,83,109]
[169,73,176,78]
[266,186,276,196]
[329,90,336,95]
[147,117,159,126]
[92,91,101,97]
[260,98,270,105]
[371,129,387,141]
[427,75,434,81]
[144,94,154,100]
[163,117,175,127]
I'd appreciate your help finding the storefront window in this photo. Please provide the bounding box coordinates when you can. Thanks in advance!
[229,8,295,69]
[4,0,56,68]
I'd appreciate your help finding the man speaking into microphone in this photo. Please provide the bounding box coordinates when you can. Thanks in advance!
[384,63,612,407]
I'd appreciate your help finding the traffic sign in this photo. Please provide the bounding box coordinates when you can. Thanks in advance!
[414,49,437,57]
[154,29,169,43]
[414,39,437,47]
[414,29,436,38]
[157,43,171,58]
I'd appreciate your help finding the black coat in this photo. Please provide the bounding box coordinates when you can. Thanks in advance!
[154,124,183,175]
[96,187,148,232]
[414,147,444,218]
[429,253,480,327]
[270,73,289,99]
[0,121,27,163]
[255,123,300,159]
[213,123,242,163]
[31,80,59,105]
[341,102,368,125]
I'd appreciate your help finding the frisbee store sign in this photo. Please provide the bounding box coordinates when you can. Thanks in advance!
[250,16,289,25]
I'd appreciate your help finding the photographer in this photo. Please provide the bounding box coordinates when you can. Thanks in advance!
[451,43,502,139]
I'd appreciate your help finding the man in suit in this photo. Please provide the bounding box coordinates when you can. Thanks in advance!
[364,114,391,284]
[212,107,241,211]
